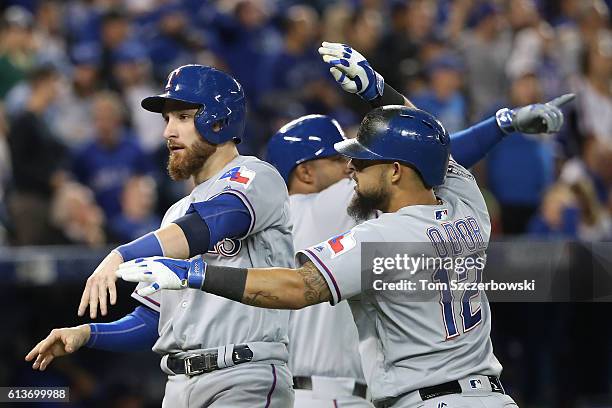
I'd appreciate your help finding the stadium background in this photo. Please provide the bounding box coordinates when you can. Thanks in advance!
[0,0,610,406]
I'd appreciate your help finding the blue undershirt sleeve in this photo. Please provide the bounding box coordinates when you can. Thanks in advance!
[86,306,159,352]
[450,116,506,169]
[176,193,251,255]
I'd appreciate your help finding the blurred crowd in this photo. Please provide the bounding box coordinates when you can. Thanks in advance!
[0,0,610,248]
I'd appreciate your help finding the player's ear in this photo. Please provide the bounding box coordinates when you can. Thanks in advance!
[390,162,402,184]
[293,162,315,185]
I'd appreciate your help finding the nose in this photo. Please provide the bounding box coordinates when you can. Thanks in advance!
[347,159,356,172]
[162,118,177,140]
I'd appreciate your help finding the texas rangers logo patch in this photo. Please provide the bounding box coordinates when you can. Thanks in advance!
[326,230,356,258]
[219,166,256,188]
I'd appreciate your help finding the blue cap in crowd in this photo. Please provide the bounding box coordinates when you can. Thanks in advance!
[427,54,464,75]
[70,43,102,66]
[112,42,149,65]
[467,2,499,28]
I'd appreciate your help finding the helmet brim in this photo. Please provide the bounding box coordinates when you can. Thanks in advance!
[334,138,384,160]
[141,93,201,113]
[141,94,168,113]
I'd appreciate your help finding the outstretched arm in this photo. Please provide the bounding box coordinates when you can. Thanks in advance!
[117,257,331,310]
[319,42,574,168]
[26,306,159,371]
[78,193,251,318]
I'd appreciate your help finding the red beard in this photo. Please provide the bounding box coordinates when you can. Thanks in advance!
[167,139,217,181]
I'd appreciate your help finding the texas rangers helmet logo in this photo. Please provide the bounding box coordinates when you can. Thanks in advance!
[435,209,448,221]
[220,166,256,188]
[326,230,356,258]
[165,68,181,91]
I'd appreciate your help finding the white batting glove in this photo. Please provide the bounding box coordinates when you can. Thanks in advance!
[318,42,384,101]
[116,256,206,297]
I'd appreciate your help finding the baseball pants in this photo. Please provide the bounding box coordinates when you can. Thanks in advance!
[374,376,519,408]
[162,362,294,407]
[294,389,374,407]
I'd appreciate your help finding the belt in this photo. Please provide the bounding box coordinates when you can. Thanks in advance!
[167,345,253,376]
[293,376,368,399]
[418,376,505,401]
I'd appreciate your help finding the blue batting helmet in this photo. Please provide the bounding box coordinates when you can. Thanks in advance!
[141,64,246,145]
[267,115,345,183]
[334,105,450,187]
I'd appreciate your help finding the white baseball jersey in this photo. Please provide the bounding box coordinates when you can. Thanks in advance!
[133,155,295,358]
[296,159,503,402]
[288,178,364,380]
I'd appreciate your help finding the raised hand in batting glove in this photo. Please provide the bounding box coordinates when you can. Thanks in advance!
[318,42,384,101]
[116,256,206,296]
[496,93,575,135]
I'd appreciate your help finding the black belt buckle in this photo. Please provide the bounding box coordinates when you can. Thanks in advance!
[184,353,217,376]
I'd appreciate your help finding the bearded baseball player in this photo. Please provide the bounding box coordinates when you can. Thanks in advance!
[26,64,295,407]
[260,43,572,408]
[118,104,518,408]
[116,44,573,407]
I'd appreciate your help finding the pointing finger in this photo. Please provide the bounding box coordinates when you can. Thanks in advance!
[548,93,575,108]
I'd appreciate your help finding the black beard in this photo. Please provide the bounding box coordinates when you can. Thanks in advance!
[167,139,216,181]
[347,187,389,222]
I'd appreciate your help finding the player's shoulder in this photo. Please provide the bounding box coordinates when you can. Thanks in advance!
[446,157,475,181]
[214,155,287,190]
[342,217,387,243]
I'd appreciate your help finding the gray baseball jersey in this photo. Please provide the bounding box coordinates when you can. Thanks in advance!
[132,155,295,358]
[296,159,503,402]
[288,178,364,380]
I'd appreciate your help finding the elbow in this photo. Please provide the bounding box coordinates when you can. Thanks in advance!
[283,272,310,310]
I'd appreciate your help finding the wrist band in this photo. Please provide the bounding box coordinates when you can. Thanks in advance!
[495,108,516,134]
[187,256,206,290]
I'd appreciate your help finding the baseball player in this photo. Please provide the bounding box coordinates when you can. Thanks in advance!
[26,65,295,407]
[261,43,571,408]
[117,105,519,408]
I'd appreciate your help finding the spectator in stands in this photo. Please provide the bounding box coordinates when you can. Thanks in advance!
[572,30,612,145]
[99,9,132,90]
[411,53,467,133]
[450,1,512,120]
[144,3,206,84]
[258,5,324,111]
[0,6,36,99]
[50,182,106,247]
[108,175,160,244]
[570,180,612,240]
[560,137,612,209]
[6,65,68,245]
[32,0,69,70]
[112,41,165,154]
[207,0,282,105]
[53,43,101,148]
[527,182,580,238]
[71,91,150,221]
[485,72,555,235]
[372,1,421,94]
[506,0,563,100]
